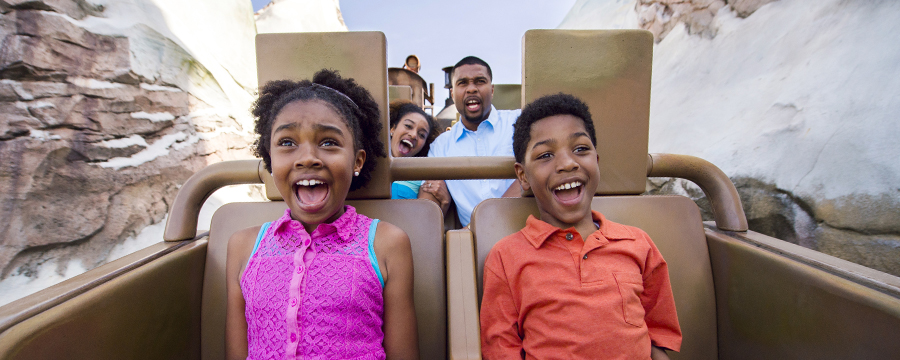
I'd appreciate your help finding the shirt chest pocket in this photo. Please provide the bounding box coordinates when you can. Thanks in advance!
[613,272,646,327]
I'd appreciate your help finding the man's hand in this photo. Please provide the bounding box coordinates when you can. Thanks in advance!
[418,180,451,215]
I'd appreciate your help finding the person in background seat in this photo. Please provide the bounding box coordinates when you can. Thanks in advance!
[480,93,681,359]
[402,55,421,74]
[423,56,522,227]
[388,99,449,214]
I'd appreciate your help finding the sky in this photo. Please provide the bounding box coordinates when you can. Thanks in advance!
[251,0,577,107]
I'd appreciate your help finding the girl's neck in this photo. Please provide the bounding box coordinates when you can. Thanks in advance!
[293,205,347,233]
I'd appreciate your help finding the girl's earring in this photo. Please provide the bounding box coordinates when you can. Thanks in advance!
[354,171,360,177]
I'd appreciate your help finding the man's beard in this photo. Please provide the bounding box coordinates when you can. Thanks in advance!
[460,107,490,124]
[462,112,486,124]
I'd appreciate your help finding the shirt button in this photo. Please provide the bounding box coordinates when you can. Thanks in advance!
[296,266,304,274]
[290,298,297,307]
[583,254,588,260]
[290,333,297,342]
[565,233,573,241]
[304,239,311,247]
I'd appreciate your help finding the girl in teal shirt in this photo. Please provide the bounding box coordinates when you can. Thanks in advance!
[388,100,439,199]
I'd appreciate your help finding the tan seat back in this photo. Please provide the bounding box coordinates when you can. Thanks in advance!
[523,30,653,195]
[202,200,445,360]
[470,196,717,360]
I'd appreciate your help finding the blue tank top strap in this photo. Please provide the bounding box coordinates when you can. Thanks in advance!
[250,222,271,259]
[368,219,385,288]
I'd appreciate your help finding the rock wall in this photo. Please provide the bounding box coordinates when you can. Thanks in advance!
[562,0,777,42]
[0,0,257,279]
[560,0,900,276]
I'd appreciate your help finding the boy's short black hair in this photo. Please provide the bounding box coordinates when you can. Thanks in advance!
[513,93,597,163]
[451,56,492,82]
[388,99,440,157]
[251,69,386,191]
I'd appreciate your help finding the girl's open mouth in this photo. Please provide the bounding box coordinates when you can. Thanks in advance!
[295,179,329,211]
[552,181,583,206]
[398,139,413,156]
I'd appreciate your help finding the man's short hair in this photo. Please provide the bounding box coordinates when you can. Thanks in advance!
[513,93,597,163]
[451,56,493,82]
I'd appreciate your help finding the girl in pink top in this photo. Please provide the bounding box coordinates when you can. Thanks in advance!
[225,69,419,360]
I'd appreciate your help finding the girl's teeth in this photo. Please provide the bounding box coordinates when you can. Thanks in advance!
[296,180,322,186]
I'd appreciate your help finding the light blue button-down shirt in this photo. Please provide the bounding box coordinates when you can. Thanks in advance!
[428,106,522,226]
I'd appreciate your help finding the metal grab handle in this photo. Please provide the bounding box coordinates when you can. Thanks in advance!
[163,154,748,240]
[391,156,515,180]
[647,153,748,232]
[163,160,263,241]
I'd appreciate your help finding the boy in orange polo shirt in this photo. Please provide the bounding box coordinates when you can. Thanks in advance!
[480,93,682,359]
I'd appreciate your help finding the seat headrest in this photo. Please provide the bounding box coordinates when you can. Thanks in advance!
[523,30,653,195]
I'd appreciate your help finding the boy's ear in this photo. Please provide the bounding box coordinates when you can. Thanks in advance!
[354,149,366,174]
[514,162,530,192]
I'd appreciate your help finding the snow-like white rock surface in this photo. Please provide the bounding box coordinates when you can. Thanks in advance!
[80,0,258,127]
[0,259,87,307]
[559,0,900,219]
[559,0,640,31]
[256,0,348,34]
[104,184,266,264]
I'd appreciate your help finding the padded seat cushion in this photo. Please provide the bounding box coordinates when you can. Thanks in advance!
[202,199,444,360]
[470,196,716,360]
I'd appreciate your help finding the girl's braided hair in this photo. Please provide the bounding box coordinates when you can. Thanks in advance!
[252,69,386,191]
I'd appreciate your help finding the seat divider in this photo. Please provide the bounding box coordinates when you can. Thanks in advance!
[446,229,482,360]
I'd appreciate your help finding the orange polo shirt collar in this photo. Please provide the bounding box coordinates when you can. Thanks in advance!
[521,210,636,249]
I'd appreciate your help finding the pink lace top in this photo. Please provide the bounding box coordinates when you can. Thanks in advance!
[240,206,385,360]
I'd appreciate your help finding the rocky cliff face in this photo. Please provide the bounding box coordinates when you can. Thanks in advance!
[561,0,900,276]
[562,0,778,42]
[635,0,777,41]
[0,0,257,279]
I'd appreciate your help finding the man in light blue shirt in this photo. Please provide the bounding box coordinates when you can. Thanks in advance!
[425,56,522,226]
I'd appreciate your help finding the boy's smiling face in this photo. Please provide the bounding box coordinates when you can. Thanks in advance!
[515,114,600,230]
